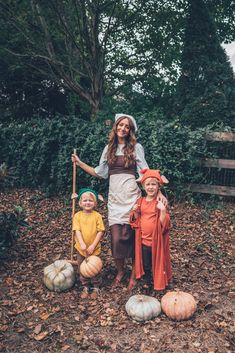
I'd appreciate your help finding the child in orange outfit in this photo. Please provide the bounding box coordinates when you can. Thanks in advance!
[129,169,172,291]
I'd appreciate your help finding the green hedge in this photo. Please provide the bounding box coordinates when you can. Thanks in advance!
[0,114,218,196]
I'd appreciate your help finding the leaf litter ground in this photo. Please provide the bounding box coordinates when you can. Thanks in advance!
[0,189,234,353]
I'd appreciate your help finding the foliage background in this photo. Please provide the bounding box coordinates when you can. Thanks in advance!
[0,0,234,198]
[0,114,223,197]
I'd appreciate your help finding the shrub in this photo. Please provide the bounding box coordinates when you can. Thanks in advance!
[0,114,220,197]
[0,207,28,258]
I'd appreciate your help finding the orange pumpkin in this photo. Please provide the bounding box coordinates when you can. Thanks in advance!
[80,255,102,278]
[161,290,197,320]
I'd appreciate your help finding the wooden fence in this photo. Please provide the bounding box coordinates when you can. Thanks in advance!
[188,132,235,197]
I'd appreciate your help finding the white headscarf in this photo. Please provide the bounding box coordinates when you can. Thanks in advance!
[115,113,138,132]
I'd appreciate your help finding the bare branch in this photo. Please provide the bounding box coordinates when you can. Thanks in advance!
[30,0,55,58]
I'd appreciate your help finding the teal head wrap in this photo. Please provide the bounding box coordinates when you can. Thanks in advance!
[77,188,98,201]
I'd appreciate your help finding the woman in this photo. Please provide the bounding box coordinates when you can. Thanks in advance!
[72,113,165,290]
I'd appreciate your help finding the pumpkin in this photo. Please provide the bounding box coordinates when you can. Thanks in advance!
[80,255,102,278]
[125,295,161,322]
[161,290,197,320]
[43,260,75,292]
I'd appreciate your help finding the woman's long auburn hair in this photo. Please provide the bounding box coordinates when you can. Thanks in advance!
[107,117,137,167]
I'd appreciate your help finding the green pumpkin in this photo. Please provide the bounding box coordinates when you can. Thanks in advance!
[43,260,75,292]
[125,295,161,322]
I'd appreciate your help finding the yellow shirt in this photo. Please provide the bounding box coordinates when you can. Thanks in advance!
[72,210,105,256]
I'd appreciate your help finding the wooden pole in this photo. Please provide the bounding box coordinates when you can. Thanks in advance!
[71,148,77,261]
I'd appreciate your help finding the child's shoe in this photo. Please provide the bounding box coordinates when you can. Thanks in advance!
[80,286,89,299]
[90,287,100,299]
[166,281,175,290]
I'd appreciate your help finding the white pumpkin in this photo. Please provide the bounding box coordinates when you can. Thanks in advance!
[43,260,75,292]
[125,295,161,322]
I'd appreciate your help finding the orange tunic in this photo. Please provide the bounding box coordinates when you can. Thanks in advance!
[129,197,172,290]
[139,198,158,247]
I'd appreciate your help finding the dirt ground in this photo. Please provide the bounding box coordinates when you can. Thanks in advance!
[0,189,234,353]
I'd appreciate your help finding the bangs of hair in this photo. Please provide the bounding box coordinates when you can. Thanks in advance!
[143,177,160,185]
[79,192,97,202]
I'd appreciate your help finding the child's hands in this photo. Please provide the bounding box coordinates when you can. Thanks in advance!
[86,244,96,256]
[157,191,168,207]
[156,200,166,211]
[80,242,87,252]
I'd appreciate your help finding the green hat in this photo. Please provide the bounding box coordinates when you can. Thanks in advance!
[77,188,98,201]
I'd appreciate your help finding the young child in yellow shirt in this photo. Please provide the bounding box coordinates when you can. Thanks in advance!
[73,188,105,298]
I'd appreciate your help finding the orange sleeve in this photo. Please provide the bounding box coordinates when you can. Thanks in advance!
[161,210,171,235]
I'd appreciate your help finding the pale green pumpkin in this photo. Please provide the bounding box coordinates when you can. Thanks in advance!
[43,260,75,292]
[125,295,161,322]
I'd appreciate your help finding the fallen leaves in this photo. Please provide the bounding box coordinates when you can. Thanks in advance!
[39,312,51,320]
[73,332,84,343]
[61,344,70,351]
[33,324,42,335]
[0,325,8,332]
[33,331,49,341]
[0,189,235,353]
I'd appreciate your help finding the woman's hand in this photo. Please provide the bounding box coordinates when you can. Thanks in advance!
[71,153,82,166]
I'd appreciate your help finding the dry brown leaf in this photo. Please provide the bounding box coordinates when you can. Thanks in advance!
[193,342,201,348]
[1,300,12,306]
[27,305,34,311]
[73,333,84,343]
[40,312,50,320]
[110,343,117,350]
[33,324,42,335]
[0,325,8,332]
[5,277,13,285]
[69,304,77,309]
[34,331,49,341]
[16,327,25,333]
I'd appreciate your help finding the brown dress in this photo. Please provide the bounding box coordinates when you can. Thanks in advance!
[94,143,149,259]
[109,156,141,258]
